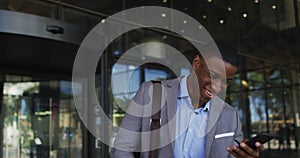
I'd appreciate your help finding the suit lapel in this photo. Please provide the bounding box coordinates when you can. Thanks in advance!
[163,78,180,150]
[205,97,225,158]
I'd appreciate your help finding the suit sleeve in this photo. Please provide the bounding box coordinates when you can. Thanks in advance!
[227,109,243,158]
[233,109,243,142]
[111,82,149,158]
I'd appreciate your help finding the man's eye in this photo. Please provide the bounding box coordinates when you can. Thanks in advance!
[209,72,219,79]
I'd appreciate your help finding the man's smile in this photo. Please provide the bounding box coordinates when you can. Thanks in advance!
[203,86,215,99]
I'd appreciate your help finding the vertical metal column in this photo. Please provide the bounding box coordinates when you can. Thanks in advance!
[293,0,299,27]
[100,48,109,158]
[239,56,251,138]
[0,77,5,158]
[262,63,271,148]
[280,66,289,148]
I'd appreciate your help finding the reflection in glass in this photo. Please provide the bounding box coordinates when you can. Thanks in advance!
[2,79,82,158]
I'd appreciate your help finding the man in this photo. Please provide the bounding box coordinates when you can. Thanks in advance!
[111,40,264,158]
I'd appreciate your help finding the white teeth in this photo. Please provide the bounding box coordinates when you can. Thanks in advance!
[207,90,212,96]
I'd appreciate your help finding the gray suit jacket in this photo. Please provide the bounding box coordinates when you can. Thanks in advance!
[111,78,243,158]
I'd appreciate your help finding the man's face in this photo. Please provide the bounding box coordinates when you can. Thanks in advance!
[192,55,237,104]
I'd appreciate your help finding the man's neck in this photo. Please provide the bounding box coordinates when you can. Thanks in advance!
[186,75,207,109]
[192,101,206,109]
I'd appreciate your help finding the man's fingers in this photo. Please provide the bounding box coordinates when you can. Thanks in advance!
[227,145,252,158]
[239,142,260,157]
[255,142,264,152]
[233,144,250,157]
[226,146,241,157]
[227,141,264,158]
[241,138,249,143]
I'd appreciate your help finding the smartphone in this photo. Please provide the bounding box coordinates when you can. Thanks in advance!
[235,133,275,150]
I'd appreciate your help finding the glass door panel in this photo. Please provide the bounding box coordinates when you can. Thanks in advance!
[2,80,83,158]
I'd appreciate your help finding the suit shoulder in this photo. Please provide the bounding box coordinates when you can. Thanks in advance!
[213,97,238,113]
[222,103,238,114]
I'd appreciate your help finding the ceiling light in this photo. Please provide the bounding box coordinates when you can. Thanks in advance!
[219,19,225,24]
[272,5,277,10]
[198,25,202,29]
[254,0,259,3]
[208,0,212,3]
[162,0,167,3]
[181,29,185,33]
[242,13,248,18]
[202,15,207,19]
[161,13,167,18]
[183,20,187,24]
[101,19,106,23]
[227,7,232,12]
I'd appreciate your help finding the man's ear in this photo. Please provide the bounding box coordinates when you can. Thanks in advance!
[192,55,201,69]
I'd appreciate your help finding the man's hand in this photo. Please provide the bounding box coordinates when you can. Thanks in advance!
[226,139,264,158]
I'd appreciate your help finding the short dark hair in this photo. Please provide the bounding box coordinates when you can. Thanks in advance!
[184,39,239,67]
[214,39,239,67]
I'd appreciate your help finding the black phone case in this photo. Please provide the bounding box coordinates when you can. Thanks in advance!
[245,133,274,149]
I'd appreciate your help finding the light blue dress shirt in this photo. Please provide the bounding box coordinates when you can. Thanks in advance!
[174,76,210,158]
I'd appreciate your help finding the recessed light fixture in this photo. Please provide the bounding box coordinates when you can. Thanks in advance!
[183,20,187,24]
[242,13,248,18]
[208,0,212,3]
[181,29,185,33]
[254,0,259,3]
[162,0,167,3]
[101,19,106,23]
[219,19,224,24]
[161,13,167,17]
[272,5,277,10]
[227,7,232,12]
[202,15,207,19]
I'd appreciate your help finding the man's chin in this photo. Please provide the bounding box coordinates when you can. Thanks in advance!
[200,96,212,104]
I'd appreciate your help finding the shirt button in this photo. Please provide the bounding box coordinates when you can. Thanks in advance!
[189,128,192,132]
[184,147,188,152]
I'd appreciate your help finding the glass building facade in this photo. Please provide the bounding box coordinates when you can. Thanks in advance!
[0,0,300,157]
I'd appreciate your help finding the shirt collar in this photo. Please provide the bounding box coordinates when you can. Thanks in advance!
[203,101,210,112]
[178,76,210,112]
[178,76,189,98]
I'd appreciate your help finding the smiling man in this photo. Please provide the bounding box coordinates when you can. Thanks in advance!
[112,40,264,158]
